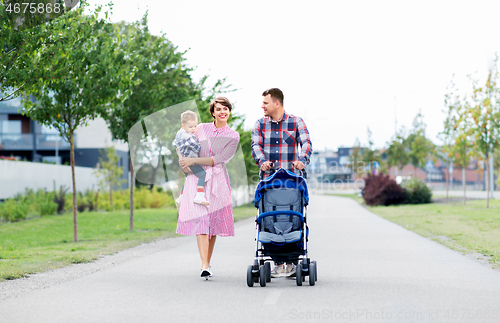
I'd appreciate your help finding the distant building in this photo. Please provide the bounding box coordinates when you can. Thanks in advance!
[0,96,129,187]
[310,148,353,183]
[310,146,495,191]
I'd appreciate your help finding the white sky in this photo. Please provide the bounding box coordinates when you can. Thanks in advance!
[87,0,500,151]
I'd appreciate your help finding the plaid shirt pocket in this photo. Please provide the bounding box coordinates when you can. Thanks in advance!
[283,131,295,145]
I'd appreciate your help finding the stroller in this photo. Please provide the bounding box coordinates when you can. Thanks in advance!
[246,167,317,287]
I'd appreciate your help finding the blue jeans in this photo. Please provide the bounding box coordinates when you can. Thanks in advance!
[181,164,206,190]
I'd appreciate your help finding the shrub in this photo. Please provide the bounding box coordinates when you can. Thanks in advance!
[54,186,69,215]
[401,178,432,204]
[84,188,99,212]
[0,199,29,222]
[34,189,57,216]
[362,173,406,206]
[77,192,87,213]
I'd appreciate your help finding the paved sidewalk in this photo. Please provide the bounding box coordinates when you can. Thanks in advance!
[1,194,500,322]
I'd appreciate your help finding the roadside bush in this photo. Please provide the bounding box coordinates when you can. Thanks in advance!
[84,188,99,212]
[34,189,57,216]
[0,199,29,222]
[54,186,69,215]
[401,178,432,204]
[362,173,406,206]
[134,186,174,209]
[77,192,87,212]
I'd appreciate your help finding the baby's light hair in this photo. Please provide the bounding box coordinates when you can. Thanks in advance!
[181,110,198,124]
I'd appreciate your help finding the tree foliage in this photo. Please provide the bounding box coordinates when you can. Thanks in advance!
[348,137,364,178]
[362,127,381,175]
[0,0,81,101]
[20,1,136,241]
[405,111,436,173]
[385,126,408,177]
[467,56,500,207]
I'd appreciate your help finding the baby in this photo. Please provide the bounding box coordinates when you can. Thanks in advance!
[174,110,209,206]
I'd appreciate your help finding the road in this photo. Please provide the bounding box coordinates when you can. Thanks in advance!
[1,194,500,322]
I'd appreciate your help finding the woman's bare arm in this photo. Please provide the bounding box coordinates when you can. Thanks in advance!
[179,157,214,167]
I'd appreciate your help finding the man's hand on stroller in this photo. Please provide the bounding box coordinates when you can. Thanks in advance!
[292,161,305,170]
[260,161,274,171]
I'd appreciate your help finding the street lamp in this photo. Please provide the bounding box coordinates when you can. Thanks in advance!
[377,90,413,136]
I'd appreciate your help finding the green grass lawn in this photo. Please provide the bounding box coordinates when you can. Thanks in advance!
[0,204,256,281]
[330,193,500,269]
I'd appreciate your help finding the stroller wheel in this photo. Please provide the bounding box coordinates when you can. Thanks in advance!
[265,262,271,282]
[246,265,254,287]
[309,262,316,286]
[259,266,267,287]
[296,262,303,286]
[312,260,317,281]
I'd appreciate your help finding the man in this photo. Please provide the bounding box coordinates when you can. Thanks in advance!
[251,88,313,278]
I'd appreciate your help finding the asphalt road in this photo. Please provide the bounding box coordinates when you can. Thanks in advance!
[1,194,500,323]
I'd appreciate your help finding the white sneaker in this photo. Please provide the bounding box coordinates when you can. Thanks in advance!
[175,195,182,207]
[193,192,209,206]
[270,264,285,278]
[285,263,296,277]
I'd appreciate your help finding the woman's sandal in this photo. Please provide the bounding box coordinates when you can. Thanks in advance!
[201,267,212,280]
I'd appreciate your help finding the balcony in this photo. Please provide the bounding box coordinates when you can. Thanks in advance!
[0,133,73,150]
[0,133,33,150]
[36,133,72,150]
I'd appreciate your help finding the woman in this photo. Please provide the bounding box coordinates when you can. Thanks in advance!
[177,97,240,279]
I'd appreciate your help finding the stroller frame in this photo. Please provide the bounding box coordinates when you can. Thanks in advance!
[246,167,317,287]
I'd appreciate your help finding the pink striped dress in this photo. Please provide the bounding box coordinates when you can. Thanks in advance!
[176,122,240,237]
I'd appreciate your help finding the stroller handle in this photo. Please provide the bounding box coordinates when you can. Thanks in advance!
[259,162,307,180]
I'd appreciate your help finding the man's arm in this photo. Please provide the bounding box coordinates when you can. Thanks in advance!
[251,119,267,166]
[296,117,313,165]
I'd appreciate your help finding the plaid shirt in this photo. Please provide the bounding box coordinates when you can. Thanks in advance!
[251,111,312,176]
[173,128,201,158]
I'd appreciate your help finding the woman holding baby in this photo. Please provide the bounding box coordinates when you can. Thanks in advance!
[176,97,240,279]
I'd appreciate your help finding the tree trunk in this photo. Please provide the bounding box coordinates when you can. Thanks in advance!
[486,155,490,208]
[130,158,134,231]
[462,167,466,206]
[70,133,78,242]
[109,179,113,207]
[95,189,99,211]
[445,162,449,204]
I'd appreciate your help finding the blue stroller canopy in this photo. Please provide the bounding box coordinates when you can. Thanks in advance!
[254,168,309,207]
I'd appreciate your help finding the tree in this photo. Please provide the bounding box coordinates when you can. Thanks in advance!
[102,14,248,229]
[406,111,436,177]
[453,99,475,206]
[0,0,79,101]
[103,15,204,231]
[20,2,136,242]
[468,56,500,208]
[440,75,474,204]
[348,137,364,179]
[362,127,381,175]
[94,145,124,207]
[385,126,409,179]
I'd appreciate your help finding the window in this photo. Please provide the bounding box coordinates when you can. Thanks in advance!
[1,120,21,133]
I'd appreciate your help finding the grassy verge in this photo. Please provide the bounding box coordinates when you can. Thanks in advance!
[0,204,256,281]
[330,193,500,269]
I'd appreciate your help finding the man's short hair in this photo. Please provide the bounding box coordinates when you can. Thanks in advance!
[209,97,233,118]
[262,88,284,106]
[181,110,197,124]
